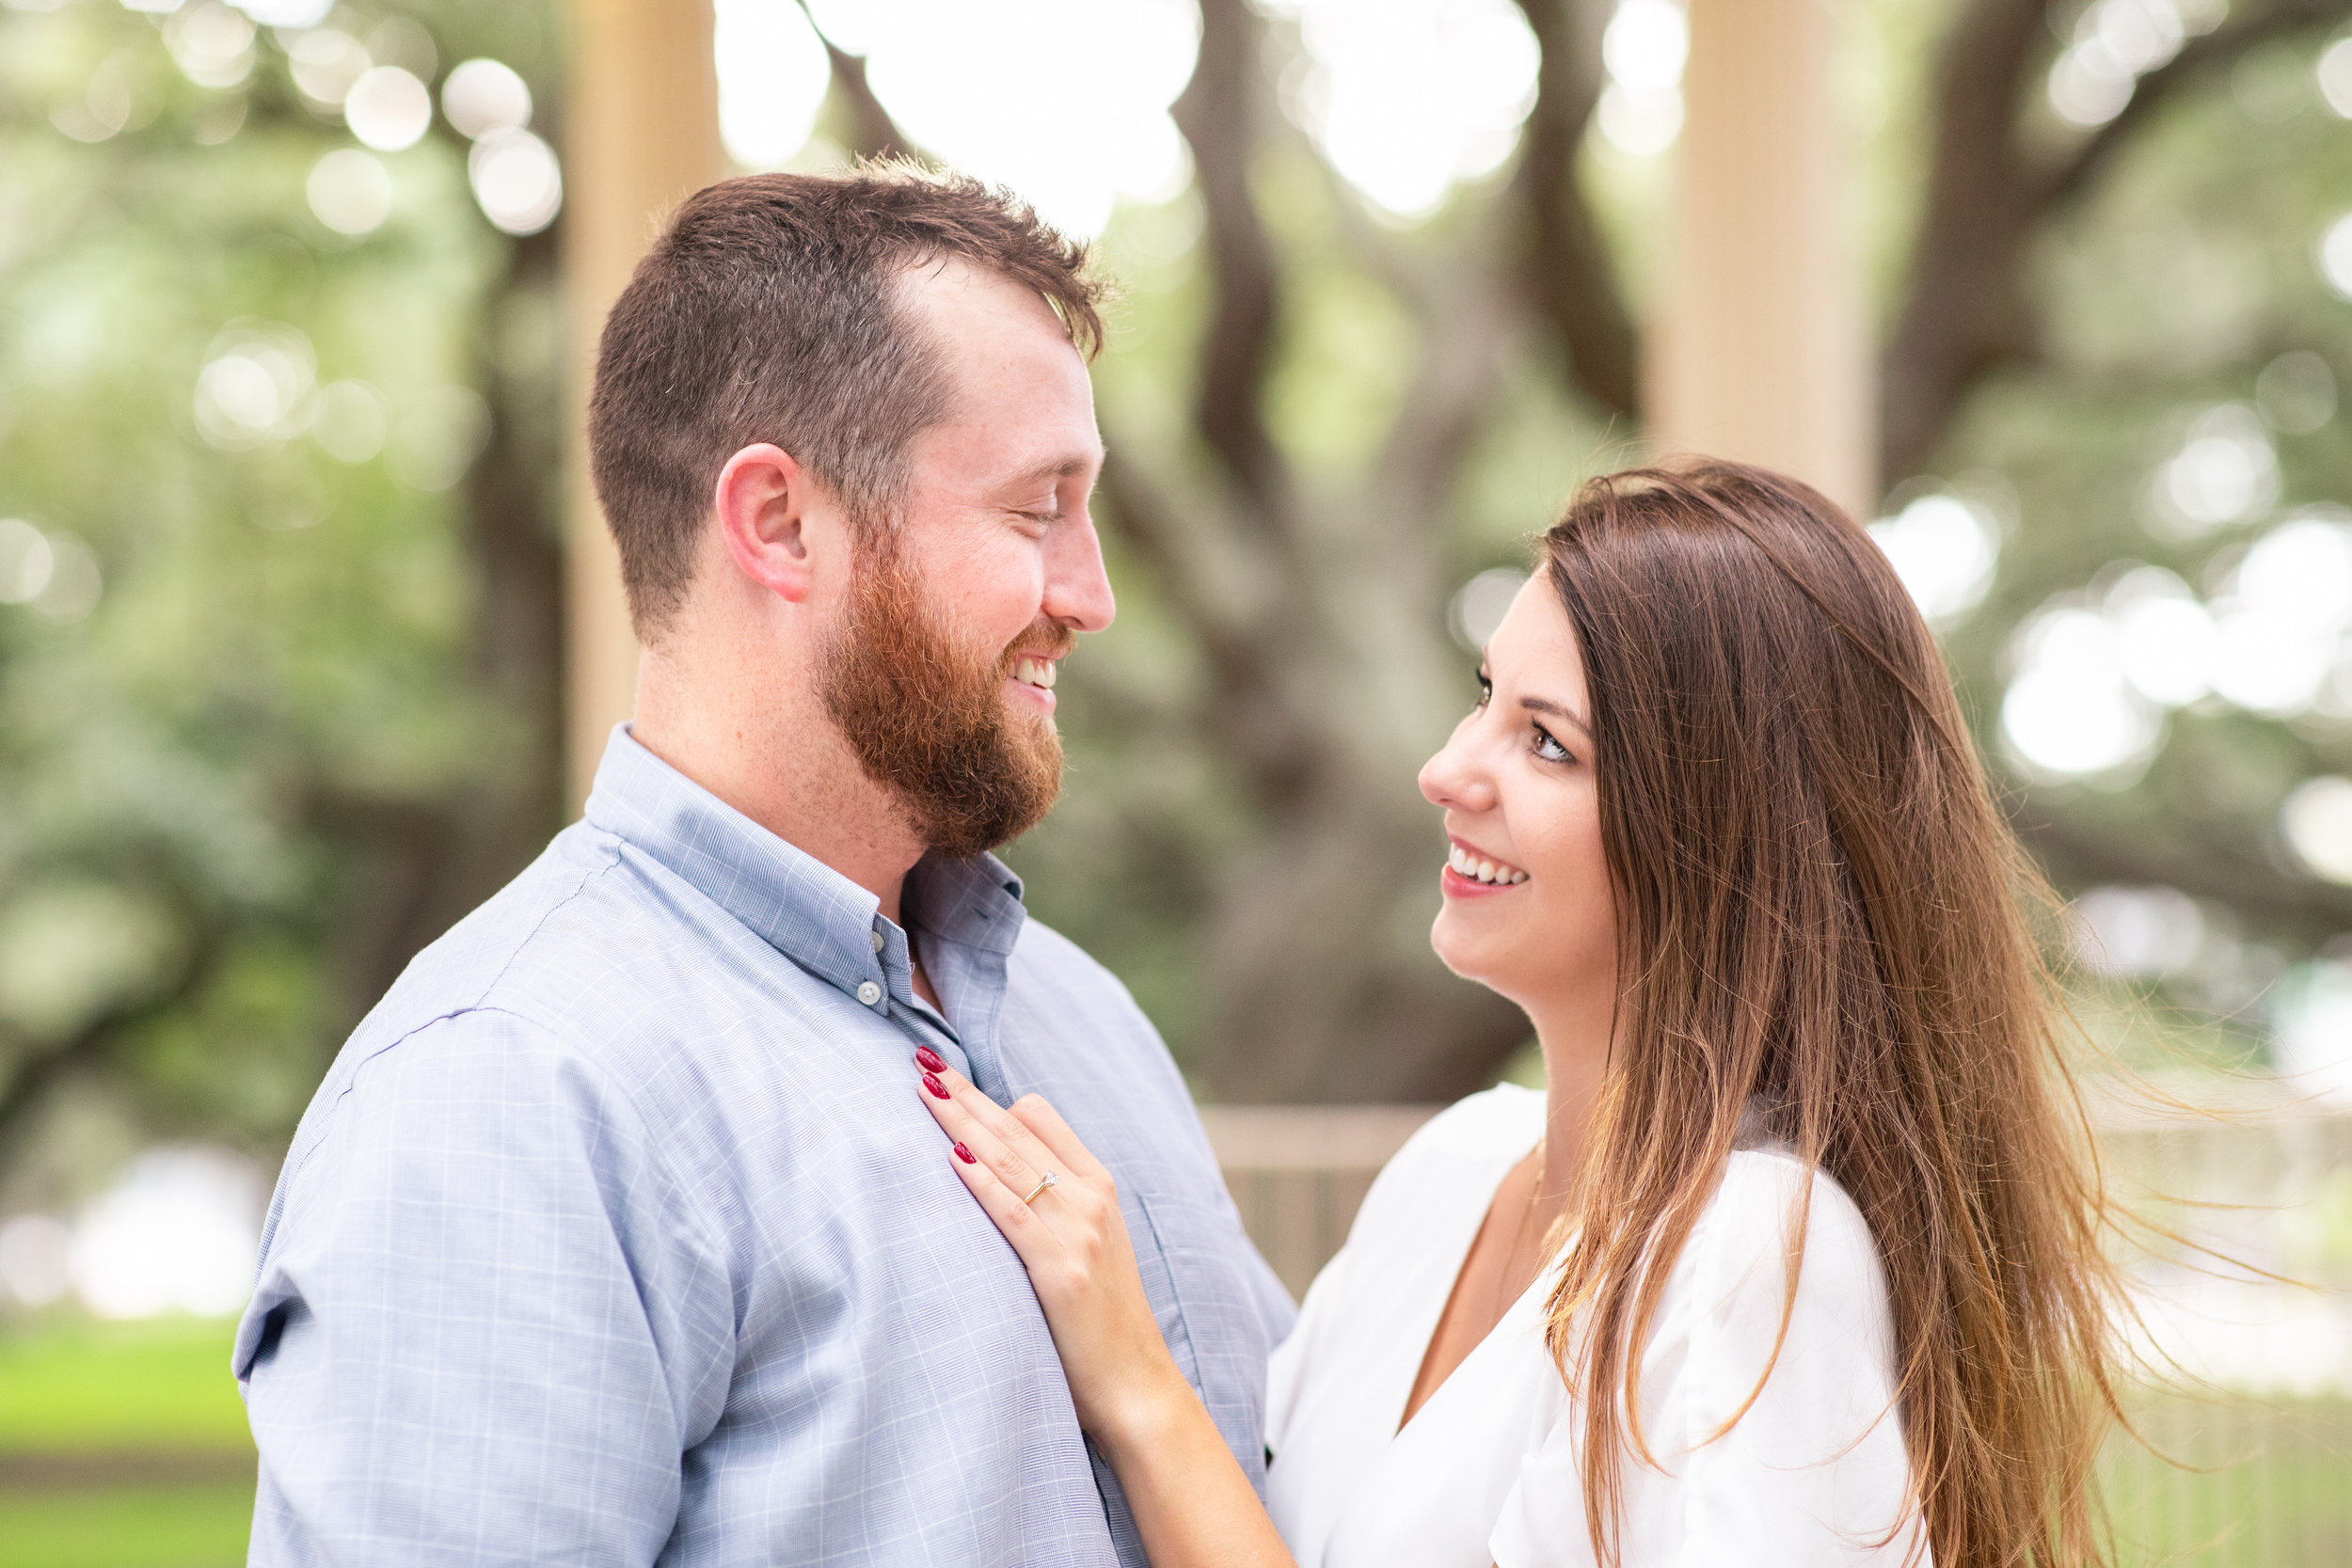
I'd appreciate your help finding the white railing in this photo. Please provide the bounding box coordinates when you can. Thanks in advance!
[1199,1103,1438,1300]
[1200,1099,2352,1568]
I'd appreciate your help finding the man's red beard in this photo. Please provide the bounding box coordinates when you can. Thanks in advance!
[820,542,1071,859]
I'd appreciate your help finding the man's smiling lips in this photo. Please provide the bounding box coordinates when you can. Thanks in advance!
[1441,832,1529,896]
[1007,654,1058,711]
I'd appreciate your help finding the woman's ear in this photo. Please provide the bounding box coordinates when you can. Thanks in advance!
[714,443,817,604]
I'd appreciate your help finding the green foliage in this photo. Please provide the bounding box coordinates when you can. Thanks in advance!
[1924,35,2352,1021]
[0,1484,252,1568]
[0,0,561,1173]
[2101,1393,2352,1566]
[0,1319,254,1566]
[0,1317,248,1455]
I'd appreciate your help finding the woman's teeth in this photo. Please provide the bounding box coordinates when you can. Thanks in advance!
[1447,844,1528,886]
[1011,656,1058,689]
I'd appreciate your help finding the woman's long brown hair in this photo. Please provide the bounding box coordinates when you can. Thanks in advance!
[1539,461,2122,1567]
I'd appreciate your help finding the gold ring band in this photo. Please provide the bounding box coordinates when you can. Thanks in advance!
[1019,1170,1059,1205]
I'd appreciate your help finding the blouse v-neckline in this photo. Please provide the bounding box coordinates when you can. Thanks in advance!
[1391,1139,1547,1440]
[1263,1084,1929,1568]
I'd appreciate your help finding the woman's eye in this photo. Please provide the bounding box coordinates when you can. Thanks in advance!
[1474,672,1493,707]
[1533,726,1572,764]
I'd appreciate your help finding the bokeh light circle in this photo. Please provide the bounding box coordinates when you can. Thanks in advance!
[1601,0,1687,93]
[442,57,533,140]
[311,381,389,463]
[2320,212,2352,300]
[2000,606,2162,780]
[1448,567,1527,651]
[307,149,393,237]
[1867,493,1999,627]
[468,129,564,236]
[1266,0,1538,220]
[713,1,828,168]
[344,65,433,152]
[2283,776,2352,884]
[194,322,316,451]
[287,27,370,108]
[0,519,54,605]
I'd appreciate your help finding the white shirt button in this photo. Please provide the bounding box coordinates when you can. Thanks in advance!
[870,929,885,953]
[856,980,882,1006]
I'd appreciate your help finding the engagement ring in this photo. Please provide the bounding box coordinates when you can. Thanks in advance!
[1019,1170,1058,1205]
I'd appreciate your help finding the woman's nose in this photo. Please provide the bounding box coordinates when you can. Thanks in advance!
[1419,726,1494,814]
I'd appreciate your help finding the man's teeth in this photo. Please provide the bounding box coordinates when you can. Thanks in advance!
[1447,844,1528,885]
[1012,656,1058,689]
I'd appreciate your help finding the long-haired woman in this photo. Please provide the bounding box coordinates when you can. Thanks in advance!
[914,460,2124,1567]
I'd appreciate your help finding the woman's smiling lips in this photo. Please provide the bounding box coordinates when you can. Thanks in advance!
[1440,833,1529,897]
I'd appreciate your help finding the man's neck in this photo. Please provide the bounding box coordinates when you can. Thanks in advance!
[632,657,927,927]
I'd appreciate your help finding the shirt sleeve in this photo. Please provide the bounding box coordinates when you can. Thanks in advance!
[236,1009,736,1567]
[1489,1155,1928,1568]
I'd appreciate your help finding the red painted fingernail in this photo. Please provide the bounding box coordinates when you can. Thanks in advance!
[923,1071,949,1100]
[953,1141,977,1164]
[915,1047,947,1074]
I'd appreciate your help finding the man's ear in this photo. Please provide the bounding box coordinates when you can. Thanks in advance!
[714,443,820,604]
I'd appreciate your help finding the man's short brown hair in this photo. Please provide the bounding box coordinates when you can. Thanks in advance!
[587,165,1104,635]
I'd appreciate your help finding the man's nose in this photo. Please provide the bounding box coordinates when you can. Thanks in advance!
[1044,504,1116,633]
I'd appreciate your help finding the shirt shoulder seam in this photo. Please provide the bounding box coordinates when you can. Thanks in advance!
[276,840,626,1195]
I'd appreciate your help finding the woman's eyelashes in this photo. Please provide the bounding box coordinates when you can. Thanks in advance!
[1477,670,1576,765]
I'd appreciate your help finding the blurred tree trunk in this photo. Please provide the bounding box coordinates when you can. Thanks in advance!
[319,219,568,1022]
[817,0,2352,1103]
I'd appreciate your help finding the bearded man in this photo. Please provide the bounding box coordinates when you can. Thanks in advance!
[234,168,1293,1568]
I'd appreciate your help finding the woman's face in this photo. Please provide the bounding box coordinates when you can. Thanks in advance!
[1418,574,1617,1019]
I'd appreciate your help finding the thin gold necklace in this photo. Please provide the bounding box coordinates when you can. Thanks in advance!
[1490,1144,1549,1323]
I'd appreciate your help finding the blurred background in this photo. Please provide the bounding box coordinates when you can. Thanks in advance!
[2,0,2351,1561]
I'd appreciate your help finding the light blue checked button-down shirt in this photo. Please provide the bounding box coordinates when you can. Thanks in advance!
[235,725,1294,1566]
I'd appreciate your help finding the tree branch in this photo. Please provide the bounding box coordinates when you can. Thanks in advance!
[1170,0,1297,539]
[2038,0,2352,210]
[2016,806,2352,942]
[464,220,565,848]
[1377,251,1518,530]
[795,1,915,162]
[1883,0,2352,483]
[0,925,223,1158]
[1095,451,1326,809]
[1510,0,1638,420]
[1878,0,2048,483]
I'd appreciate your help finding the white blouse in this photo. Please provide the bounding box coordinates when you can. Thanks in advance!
[1263,1085,1928,1568]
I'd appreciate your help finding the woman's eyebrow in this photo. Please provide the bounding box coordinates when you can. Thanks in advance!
[1519,694,1592,736]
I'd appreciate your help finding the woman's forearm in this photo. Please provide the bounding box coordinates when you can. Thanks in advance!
[1095,1369,1297,1568]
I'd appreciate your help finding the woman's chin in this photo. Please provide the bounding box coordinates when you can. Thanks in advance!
[1429,911,1512,993]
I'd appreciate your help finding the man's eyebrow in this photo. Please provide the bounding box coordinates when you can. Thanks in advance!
[1519,694,1592,736]
[996,452,1102,494]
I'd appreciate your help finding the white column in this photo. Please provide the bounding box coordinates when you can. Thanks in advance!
[1646,0,1875,518]
[563,0,726,809]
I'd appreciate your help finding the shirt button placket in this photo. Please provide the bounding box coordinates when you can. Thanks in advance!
[856,979,882,1007]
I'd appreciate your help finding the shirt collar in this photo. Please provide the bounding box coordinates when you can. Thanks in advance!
[582,724,1025,994]
[904,847,1025,958]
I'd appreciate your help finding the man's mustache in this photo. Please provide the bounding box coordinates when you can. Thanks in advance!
[998,621,1075,672]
